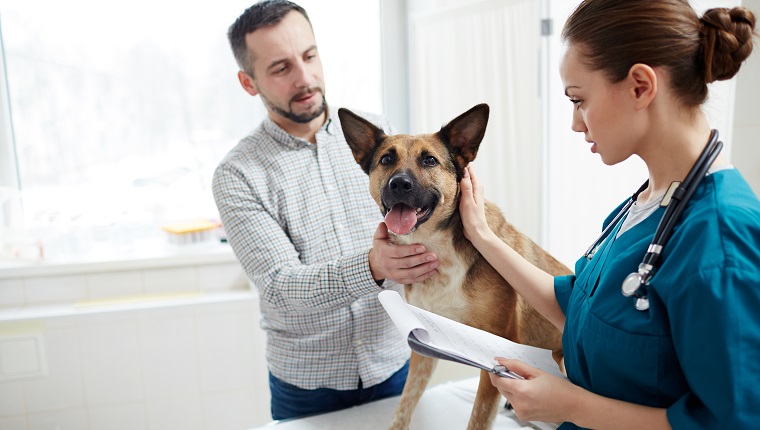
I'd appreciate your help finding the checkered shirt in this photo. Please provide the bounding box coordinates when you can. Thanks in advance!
[212,106,410,390]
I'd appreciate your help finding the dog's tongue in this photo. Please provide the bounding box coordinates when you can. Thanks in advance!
[385,204,418,235]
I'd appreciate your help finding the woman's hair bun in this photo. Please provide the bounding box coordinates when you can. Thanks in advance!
[700,7,757,83]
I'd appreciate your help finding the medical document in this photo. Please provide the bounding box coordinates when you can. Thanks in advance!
[378,290,565,379]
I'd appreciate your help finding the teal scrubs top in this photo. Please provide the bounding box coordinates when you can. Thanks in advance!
[555,169,760,429]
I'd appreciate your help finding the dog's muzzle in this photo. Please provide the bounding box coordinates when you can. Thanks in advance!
[382,172,437,236]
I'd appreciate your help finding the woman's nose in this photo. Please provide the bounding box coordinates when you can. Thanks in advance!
[571,111,587,133]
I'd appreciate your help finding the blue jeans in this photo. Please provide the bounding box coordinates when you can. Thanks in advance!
[269,361,409,421]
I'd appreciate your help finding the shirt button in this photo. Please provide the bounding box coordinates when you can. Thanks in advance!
[354,339,363,347]
[336,223,344,230]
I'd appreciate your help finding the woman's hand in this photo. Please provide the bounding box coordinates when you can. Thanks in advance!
[490,358,672,429]
[459,165,494,246]
[489,358,579,424]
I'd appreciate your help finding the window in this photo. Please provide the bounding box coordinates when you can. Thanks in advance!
[0,0,382,262]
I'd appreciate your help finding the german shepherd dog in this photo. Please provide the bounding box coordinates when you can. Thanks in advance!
[338,104,570,430]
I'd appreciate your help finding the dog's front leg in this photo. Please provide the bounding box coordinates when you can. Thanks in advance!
[465,370,503,430]
[388,352,436,430]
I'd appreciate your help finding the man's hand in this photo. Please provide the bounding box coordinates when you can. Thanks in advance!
[369,222,439,285]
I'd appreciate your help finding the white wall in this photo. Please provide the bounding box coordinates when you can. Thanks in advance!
[303,0,384,115]
[731,0,760,196]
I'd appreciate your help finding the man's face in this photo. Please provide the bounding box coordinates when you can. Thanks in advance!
[246,11,326,125]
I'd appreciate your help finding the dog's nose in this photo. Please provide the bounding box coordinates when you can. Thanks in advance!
[388,173,414,193]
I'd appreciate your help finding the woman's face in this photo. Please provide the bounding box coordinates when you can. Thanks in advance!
[559,44,641,166]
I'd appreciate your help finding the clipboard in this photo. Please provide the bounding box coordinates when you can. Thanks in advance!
[378,290,565,380]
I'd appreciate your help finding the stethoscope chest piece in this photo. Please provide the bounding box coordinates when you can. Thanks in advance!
[621,265,651,310]
[621,272,644,297]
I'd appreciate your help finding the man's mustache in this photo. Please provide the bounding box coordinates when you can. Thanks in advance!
[290,87,323,104]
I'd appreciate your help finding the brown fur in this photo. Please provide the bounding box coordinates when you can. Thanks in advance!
[339,104,571,430]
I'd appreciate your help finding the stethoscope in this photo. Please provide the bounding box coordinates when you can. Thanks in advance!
[583,129,724,311]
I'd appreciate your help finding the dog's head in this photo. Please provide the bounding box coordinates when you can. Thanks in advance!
[338,104,489,236]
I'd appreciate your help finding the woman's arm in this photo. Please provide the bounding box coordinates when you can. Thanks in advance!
[459,166,566,331]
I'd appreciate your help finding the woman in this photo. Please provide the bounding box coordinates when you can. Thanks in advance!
[459,0,760,428]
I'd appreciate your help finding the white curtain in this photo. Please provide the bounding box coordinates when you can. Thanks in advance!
[409,0,543,240]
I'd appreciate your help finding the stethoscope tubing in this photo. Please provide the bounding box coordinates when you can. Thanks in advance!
[623,130,723,310]
[584,181,648,258]
[641,131,723,269]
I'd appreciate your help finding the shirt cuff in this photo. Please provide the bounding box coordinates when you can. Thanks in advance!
[342,249,384,298]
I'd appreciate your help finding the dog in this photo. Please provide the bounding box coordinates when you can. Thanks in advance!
[338,103,571,430]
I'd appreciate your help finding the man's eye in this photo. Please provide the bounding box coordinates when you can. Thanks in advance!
[422,156,438,167]
[272,64,289,75]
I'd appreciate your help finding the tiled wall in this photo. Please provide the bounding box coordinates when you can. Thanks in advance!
[0,260,272,430]
[0,254,479,430]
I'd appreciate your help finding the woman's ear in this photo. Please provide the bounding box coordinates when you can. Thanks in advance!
[627,63,657,109]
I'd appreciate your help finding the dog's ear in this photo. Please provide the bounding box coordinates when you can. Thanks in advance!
[438,103,489,168]
[338,108,386,174]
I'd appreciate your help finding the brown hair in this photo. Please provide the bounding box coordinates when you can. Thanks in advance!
[228,0,311,75]
[561,0,757,107]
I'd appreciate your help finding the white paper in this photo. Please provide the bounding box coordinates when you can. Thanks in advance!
[378,290,565,379]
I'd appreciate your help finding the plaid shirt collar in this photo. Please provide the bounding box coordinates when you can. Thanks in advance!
[261,105,338,150]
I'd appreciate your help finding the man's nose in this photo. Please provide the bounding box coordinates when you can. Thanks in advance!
[292,62,313,88]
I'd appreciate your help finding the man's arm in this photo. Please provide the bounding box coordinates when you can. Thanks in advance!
[213,162,437,312]
[213,162,376,312]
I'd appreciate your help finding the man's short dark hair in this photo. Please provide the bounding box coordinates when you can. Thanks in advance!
[228,0,311,75]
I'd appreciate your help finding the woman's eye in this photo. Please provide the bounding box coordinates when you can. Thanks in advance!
[569,98,582,109]
[422,156,438,167]
[380,154,393,165]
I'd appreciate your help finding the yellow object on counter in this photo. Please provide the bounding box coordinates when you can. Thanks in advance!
[160,219,221,245]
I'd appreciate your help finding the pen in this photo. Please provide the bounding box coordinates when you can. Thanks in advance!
[492,365,525,380]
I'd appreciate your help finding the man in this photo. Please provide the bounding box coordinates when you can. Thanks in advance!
[212,0,439,420]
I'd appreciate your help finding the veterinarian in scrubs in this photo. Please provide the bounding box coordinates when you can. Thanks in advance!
[459,1,760,429]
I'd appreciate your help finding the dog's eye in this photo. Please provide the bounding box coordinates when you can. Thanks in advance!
[380,154,394,166]
[421,156,438,167]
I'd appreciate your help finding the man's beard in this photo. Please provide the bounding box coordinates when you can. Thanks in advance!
[261,89,327,124]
